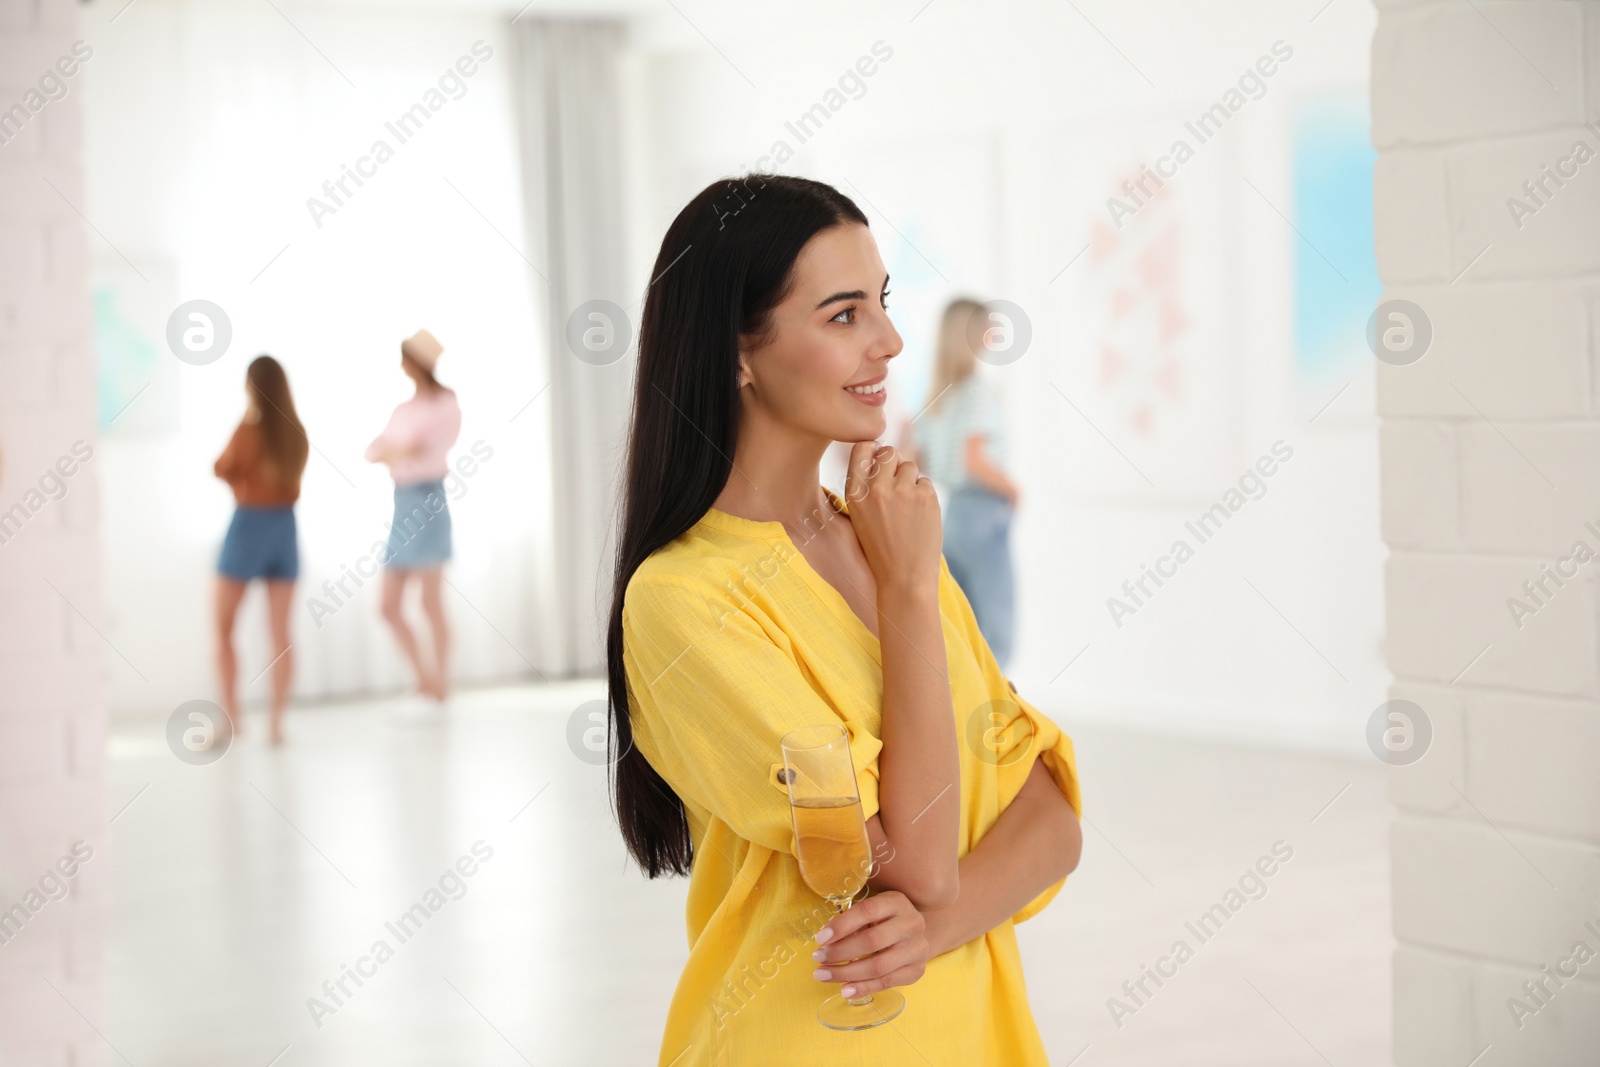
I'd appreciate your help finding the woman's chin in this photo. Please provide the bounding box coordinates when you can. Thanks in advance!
[833,411,887,443]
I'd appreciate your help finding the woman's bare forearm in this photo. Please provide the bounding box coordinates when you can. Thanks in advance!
[968,459,1016,500]
[922,758,1081,956]
[870,582,961,909]
[963,435,1018,501]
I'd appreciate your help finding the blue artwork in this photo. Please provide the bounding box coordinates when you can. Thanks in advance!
[94,286,159,431]
[1292,95,1381,387]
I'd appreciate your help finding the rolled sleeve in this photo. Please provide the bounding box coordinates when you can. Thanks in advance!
[1004,687,1083,924]
[622,572,882,857]
[940,554,1083,923]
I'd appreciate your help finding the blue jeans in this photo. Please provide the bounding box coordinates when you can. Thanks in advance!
[942,486,1015,670]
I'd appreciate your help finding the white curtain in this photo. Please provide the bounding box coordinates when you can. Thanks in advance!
[86,0,571,712]
[512,19,633,676]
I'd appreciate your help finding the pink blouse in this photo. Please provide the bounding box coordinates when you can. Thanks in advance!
[364,389,461,486]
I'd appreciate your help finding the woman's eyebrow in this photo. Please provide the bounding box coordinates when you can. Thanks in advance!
[813,276,890,311]
[814,289,867,310]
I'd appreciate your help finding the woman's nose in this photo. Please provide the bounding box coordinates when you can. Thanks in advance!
[878,313,904,360]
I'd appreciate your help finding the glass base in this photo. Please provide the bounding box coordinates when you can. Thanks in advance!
[817,988,905,1030]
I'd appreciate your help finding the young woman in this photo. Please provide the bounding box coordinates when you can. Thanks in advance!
[364,329,461,715]
[911,298,1023,669]
[608,176,1084,1064]
[213,355,309,745]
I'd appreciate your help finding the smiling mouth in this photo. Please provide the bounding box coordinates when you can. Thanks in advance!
[844,381,885,395]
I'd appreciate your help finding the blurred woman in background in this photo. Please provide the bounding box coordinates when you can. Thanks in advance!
[365,329,461,717]
[911,299,1021,670]
[213,355,309,745]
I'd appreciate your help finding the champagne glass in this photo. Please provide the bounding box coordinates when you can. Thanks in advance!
[781,723,906,1030]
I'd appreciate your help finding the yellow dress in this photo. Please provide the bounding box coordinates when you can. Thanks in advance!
[621,487,1084,1066]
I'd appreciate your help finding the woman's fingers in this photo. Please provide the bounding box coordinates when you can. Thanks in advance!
[841,439,942,592]
[846,440,902,486]
[811,890,931,996]
[874,445,906,484]
[892,455,922,486]
[816,889,902,945]
[814,912,923,973]
[817,908,916,960]
[813,931,929,994]
[846,442,926,505]
[845,440,884,503]
[838,963,929,1000]
[815,940,923,989]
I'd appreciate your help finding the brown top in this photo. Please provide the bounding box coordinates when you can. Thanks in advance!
[214,420,301,506]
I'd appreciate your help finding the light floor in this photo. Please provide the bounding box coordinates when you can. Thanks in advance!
[105,682,1392,1065]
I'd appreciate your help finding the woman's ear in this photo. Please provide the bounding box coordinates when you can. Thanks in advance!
[735,348,753,389]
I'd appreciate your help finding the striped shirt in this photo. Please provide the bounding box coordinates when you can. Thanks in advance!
[913,372,1007,490]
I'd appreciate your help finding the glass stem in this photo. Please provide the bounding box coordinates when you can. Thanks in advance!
[836,896,874,1007]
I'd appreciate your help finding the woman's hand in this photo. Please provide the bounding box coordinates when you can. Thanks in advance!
[844,440,942,596]
[365,438,423,464]
[810,889,931,1000]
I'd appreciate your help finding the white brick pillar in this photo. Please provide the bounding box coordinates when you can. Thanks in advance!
[1373,1,1600,1063]
[0,0,110,1064]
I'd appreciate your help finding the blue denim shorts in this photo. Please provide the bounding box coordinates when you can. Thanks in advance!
[386,479,452,569]
[218,506,299,581]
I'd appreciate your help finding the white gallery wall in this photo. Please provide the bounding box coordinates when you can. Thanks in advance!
[619,0,1387,750]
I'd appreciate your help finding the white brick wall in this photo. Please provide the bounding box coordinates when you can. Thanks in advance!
[1376,2,1600,1062]
[1375,284,1589,418]
[0,0,108,1064]
[1385,552,1597,696]
[1372,2,1586,147]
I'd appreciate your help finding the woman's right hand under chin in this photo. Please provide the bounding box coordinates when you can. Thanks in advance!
[844,440,943,597]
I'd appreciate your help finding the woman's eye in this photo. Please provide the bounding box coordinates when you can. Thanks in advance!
[831,306,855,324]
[881,289,892,308]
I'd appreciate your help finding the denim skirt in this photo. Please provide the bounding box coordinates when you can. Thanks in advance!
[386,479,452,569]
[218,506,299,581]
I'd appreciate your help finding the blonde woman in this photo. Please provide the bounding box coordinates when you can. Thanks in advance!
[910,299,1021,669]
[213,355,309,744]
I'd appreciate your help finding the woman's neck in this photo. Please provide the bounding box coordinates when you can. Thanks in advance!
[712,421,838,531]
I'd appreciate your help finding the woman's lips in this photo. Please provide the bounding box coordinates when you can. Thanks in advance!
[844,382,886,406]
[844,374,887,406]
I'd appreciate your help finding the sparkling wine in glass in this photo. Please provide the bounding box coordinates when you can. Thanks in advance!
[782,723,906,1030]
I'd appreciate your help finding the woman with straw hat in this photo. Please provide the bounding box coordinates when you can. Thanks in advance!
[365,328,462,717]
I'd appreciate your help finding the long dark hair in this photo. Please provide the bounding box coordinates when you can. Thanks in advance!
[246,355,309,488]
[607,174,869,877]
